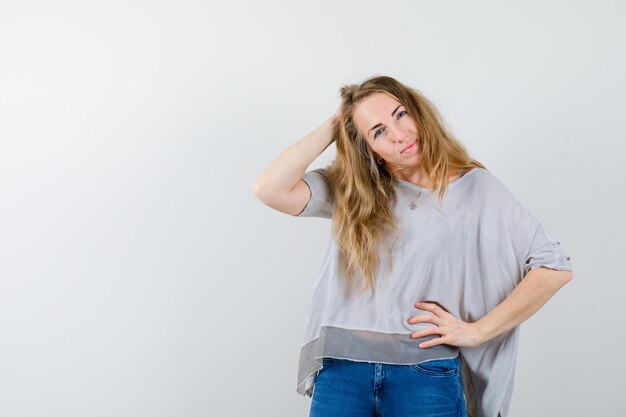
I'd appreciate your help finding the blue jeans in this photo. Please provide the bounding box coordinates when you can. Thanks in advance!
[309,355,467,417]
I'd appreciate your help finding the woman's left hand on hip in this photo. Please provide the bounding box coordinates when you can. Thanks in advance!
[407,301,483,348]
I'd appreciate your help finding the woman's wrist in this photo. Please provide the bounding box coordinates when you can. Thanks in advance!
[319,117,336,145]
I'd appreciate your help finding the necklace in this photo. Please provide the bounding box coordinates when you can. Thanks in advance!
[394,182,422,210]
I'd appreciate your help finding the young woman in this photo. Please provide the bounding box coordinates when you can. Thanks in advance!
[252,75,573,417]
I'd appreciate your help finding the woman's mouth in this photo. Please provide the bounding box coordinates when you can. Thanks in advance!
[401,141,416,153]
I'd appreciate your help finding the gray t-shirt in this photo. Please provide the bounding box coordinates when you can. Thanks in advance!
[294,165,572,417]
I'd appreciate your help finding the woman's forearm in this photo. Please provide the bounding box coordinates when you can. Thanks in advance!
[252,116,336,199]
[475,267,574,344]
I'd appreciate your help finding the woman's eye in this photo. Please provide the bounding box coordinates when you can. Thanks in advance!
[373,111,407,140]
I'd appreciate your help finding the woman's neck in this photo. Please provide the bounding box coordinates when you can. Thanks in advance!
[391,166,463,188]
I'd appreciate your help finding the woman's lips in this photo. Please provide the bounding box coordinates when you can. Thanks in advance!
[401,141,416,153]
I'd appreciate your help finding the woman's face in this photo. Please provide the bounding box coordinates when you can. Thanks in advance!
[352,92,421,171]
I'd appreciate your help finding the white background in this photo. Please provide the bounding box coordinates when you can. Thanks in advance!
[0,1,623,416]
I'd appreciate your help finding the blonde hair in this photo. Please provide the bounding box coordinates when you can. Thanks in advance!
[325,75,487,295]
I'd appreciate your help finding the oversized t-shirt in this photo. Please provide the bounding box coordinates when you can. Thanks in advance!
[293,165,573,417]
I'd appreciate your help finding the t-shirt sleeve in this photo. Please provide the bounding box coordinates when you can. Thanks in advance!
[295,165,334,219]
[523,210,573,275]
[482,170,573,277]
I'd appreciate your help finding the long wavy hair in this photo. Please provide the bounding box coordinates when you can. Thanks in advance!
[325,75,487,295]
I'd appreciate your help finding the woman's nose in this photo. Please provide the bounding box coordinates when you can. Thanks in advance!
[389,125,409,142]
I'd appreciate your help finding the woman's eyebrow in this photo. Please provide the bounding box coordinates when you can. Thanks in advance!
[368,104,403,136]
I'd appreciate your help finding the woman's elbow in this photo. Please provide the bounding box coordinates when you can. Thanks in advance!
[557,270,574,287]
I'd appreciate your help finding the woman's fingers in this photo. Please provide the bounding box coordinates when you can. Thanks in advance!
[407,313,440,325]
[418,337,446,348]
[408,301,483,348]
[409,326,441,339]
[414,301,450,316]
